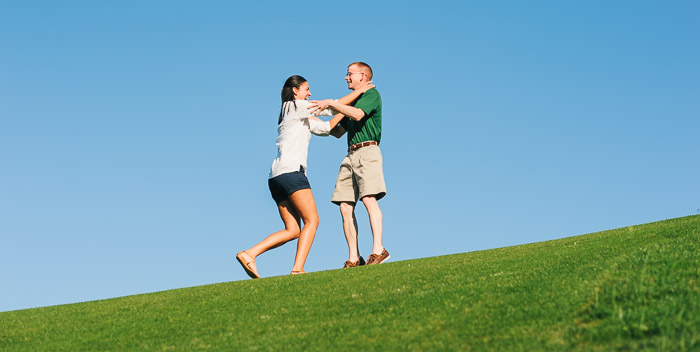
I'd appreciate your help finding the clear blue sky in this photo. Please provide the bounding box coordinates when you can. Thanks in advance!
[1,1,698,312]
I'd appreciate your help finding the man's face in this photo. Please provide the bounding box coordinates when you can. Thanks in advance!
[345,65,366,90]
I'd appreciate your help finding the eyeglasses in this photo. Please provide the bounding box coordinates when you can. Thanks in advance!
[346,71,365,77]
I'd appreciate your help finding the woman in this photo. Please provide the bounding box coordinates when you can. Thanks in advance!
[236,75,374,278]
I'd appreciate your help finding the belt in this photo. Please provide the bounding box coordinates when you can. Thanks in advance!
[348,140,378,152]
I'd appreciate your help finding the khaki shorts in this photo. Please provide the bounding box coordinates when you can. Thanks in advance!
[331,145,386,204]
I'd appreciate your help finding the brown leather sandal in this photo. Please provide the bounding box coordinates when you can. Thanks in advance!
[236,251,260,279]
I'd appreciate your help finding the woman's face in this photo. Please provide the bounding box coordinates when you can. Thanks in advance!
[293,81,311,100]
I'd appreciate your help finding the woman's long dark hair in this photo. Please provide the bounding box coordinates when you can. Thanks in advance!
[278,75,307,124]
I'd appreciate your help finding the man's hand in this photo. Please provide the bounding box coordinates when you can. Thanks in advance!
[308,99,334,115]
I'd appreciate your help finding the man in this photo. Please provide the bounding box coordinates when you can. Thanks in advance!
[309,62,389,268]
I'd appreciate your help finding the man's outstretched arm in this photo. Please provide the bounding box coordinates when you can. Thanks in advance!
[309,99,366,121]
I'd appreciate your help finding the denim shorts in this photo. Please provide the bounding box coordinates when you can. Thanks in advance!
[268,168,311,205]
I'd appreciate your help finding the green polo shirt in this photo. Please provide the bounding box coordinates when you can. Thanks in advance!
[341,88,382,147]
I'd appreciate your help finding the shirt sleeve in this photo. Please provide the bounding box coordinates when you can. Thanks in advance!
[291,100,334,118]
[315,103,335,117]
[282,101,303,121]
[353,89,381,117]
[309,118,331,136]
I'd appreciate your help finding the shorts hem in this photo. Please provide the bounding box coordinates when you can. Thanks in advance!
[269,170,311,205]
[360,191,386,201]
[331,191,386,205]
[275,185,311,205]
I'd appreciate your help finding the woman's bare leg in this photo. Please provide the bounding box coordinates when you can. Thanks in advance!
[246,200,301,258]
[288,188,320,273]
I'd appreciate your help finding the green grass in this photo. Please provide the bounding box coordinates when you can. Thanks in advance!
[2,215,699,351]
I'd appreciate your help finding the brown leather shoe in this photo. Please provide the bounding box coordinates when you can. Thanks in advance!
[343,256,365,268]
[366,249,390,265]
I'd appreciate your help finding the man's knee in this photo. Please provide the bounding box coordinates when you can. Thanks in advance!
[361,195,380,208]
[361,196,382,217]
[339,202,355,217]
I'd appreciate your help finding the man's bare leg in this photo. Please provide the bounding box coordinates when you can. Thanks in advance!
[361,196,383,255]
[339,201,360,262]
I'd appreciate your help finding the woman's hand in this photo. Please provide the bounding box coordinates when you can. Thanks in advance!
[356,80,375,93]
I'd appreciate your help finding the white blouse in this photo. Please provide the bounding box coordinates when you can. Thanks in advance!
[269,99,334,178]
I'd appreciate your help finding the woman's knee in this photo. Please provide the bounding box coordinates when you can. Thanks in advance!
[302,214,320,229]
[285,223,301,238]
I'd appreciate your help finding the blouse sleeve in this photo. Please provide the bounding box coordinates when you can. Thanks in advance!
[284,100,336,119]
[285,100,334,129]
[315,106,335,117]
[309,118,331,136]
[299,99,335,117]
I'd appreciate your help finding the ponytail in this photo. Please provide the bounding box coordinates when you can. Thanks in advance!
[278,75,307,124]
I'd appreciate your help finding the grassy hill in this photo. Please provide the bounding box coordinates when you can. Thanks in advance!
[1,215,699,351]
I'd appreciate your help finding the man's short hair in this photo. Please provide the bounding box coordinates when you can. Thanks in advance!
[349,62,373,80]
